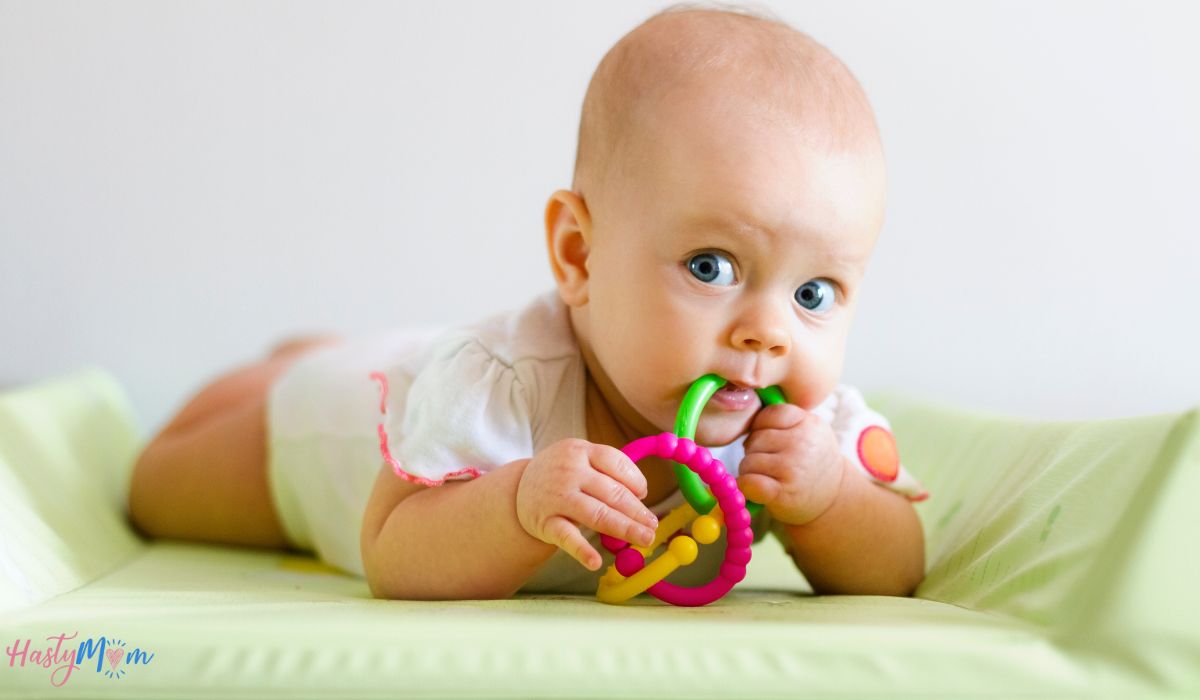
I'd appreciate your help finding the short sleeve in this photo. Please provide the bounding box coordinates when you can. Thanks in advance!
[825,385,929,503]
[370,337,535,487]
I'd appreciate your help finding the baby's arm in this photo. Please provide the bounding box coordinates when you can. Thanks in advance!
[361,459,549,601]
[738,401,925,596]
[361,439,659,601]
[775,456,925,596]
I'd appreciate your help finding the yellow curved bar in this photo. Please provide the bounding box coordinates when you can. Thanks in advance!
[640,501,699,553]
[597,539,692,604]
[595,503,726,604]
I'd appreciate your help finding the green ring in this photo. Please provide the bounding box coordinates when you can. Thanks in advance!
[672,374,787,516]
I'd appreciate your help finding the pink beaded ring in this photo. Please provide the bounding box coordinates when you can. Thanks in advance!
[596,432,753,607]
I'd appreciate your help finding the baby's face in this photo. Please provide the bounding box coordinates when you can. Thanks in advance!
[579,96,886,447]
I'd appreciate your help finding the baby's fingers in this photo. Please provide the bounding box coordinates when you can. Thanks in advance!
[737,472,781,506]
[583,472,659,531]
[588,443,648,500]
[544,515,604,571]
[573,490,657,549]
[739,452,791,480]
[750,403,807,432]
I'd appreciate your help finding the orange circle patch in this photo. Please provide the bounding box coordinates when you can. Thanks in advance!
[857,426,899,482]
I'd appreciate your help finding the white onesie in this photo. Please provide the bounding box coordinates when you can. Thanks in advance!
[266,288,928,590]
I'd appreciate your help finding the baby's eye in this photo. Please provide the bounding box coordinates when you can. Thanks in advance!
[794,279,836,313]
[687,252,735,286]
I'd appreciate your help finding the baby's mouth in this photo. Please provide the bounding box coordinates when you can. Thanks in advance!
[710,382,760,410]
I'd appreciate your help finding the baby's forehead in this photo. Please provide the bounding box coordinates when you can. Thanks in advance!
[659,199,877,250]
[640,111,883,211]
[620,134,886,267]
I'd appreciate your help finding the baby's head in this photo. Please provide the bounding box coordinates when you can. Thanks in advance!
[546,4,887,447]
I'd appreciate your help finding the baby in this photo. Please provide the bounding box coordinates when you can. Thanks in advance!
[128,5,928,601]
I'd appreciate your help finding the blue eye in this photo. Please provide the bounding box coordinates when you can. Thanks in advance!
[795,279,835,313]
[687,252,735,286]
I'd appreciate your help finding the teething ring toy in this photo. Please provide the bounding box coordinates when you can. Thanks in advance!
[595,432,752,607]
[674,375,786,516]
[595,374,788,607]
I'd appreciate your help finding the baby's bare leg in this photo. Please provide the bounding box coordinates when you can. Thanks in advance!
[128,337,341,549]
[153,334,344,438]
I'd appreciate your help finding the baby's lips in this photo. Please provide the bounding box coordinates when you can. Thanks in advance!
[721,375,768,391]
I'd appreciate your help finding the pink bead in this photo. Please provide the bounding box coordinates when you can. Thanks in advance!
[727,508,751,530]
[728,526,754,547]
[691,448,712,472]
[615,547,645,577]
[721,561,747,583]
[621,436,651,464]
[656,433,678,455]
[674,437,696,463]
[728,546,752,565]
[600,534,627,554]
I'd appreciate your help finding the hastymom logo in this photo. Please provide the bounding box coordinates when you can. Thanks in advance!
[5,632,155,687]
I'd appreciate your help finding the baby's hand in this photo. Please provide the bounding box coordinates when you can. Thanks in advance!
[736,404,847,526]
[517,439,660,571]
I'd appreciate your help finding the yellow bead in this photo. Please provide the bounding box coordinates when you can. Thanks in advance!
[667,535,698,566]
[692,515,720,545]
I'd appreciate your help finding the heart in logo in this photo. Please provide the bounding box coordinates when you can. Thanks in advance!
[105,648,123,671]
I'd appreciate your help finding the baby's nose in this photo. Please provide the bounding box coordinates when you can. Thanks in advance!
[732,329,789,356]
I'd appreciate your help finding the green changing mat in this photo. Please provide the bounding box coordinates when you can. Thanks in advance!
[0,368,1196,698]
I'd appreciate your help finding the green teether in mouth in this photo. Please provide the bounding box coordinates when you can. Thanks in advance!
[671,374,787,516]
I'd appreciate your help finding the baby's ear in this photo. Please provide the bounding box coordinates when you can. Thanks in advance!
[544,189,592,307]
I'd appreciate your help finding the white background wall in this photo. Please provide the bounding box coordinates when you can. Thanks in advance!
[2,0,1197,437]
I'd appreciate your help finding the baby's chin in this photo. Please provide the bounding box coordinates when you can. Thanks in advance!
[691,412,756,448]
[631,409,746,448]
[625,389,755,445]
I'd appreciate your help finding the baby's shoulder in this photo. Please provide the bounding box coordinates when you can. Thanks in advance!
[387,290,586,451]
[809,384,882,432]
[397,289,585,425]
[433,288,580,368]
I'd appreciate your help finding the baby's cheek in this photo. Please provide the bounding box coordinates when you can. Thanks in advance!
[782,348,843,409]
[781,377,833,412]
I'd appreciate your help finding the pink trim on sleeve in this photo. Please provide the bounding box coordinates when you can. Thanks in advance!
[369,371,482,486]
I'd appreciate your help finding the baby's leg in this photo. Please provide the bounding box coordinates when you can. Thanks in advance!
[128,337,342,549]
